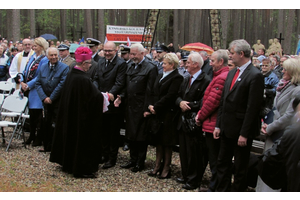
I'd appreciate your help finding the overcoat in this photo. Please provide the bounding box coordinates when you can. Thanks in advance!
[152,69,183,145]
[123,58,157,141]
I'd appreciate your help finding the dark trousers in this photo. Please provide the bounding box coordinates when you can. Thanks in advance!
[178,128,208,187]
[216,133,253,192]
[43,103,58,151]
[101,113,121,163]
[29,109,43,140]
[129,140,148,166]
[205,132,220,192]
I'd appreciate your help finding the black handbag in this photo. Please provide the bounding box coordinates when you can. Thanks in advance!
[257,139,286,190]
[146,114,162,135]
[181,111,198,133]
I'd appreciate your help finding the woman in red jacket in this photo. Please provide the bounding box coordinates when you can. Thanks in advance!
[195,49,229,191]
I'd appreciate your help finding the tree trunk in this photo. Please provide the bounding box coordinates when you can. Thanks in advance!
[85,9,93,38]
[220,9,229,48]
[29,9,36,38]
[60,10,67,41]
[178,9,185,48]
[173,9,178,51]
[284,9,295,54]
[278,9,284,38]
[98,9,105,43]
[11,9,20,42]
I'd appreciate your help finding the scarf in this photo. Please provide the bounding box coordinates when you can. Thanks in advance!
[276,79,291,92]
[26,55,45,82]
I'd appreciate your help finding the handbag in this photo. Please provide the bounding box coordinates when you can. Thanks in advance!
[257,139,286,190]
[181,111,198,133]
[146,114,162,135]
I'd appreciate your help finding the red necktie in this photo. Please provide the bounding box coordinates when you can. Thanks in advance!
[230,68,240,90]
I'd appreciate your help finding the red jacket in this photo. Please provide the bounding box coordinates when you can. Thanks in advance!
[197,66,229,133]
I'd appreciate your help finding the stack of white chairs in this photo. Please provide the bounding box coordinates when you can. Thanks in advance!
[0,81,29,151]
[0,81,14,97]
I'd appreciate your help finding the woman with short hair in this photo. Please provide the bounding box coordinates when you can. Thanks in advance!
[147,53,183,179]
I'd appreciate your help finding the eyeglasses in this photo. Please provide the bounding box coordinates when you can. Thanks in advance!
[84,61,92,65]
[261,65,269,67]
[23,44,31,46]
[103,50,114,53]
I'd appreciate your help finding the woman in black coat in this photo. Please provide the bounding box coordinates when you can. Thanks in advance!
[147,53,183,179]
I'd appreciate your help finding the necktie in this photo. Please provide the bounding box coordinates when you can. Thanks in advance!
[230,68,240,90]
[50,64,55,70]
[189,76,193,88]
[106,60,110,67]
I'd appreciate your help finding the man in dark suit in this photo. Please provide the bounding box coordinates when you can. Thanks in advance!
[199,51,213,80]
[213,39,264,192]
[117,43,158,173]
[86,38,101,63]
[175,52,210,190]
[93,41,127,169]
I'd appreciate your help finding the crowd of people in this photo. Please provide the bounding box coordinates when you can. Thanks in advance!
[1,35,300,192]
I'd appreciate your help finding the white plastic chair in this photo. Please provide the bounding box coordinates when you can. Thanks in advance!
[0,81,14,97]
[0,95,28,151]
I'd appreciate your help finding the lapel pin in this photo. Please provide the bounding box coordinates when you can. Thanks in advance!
[237,78,241,81]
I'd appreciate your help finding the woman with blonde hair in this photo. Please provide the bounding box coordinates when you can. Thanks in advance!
[20,37,49,146]
[147,53,183,179]
[258,57,300,191]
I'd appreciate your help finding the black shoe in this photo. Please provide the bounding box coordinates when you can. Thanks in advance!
[148,170,159,177]
[120,161,136,169]
[102,160,116,169]
[123,144,130,151]
[74,173,97,179]
[32,139,42,147]
[176,177,186,184]
[25,137,35,145]
[38,149,51,153]
[182,183,198,190]
[99,156,108,164]
[158,170,171,179]
[131,165,144,173]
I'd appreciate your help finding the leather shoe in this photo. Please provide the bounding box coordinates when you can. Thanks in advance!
[102,160,116,169]
[182,183,198,190]
[74,173,97,178]
[99,156,108,164]
[131,165,144,173]
[32,139,42,147]
[120,161,136,169]
[38,149,51,153]
[176,177,186,184]
[198,187,208,192]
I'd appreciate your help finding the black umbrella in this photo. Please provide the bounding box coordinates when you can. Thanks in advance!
[40,34,57,40]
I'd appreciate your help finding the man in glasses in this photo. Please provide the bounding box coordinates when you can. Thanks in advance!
[93,41,127,169]
[9,38,34,89]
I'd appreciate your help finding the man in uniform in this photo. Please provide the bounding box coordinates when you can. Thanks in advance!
[86,38,101,62]
[58,44,76,68]
[156,44,169,74]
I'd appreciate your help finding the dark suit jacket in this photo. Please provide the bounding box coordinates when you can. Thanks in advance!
[175,70,211,130]
[93,55,127,114]
[216,63,264,139]
[93,53,101,63]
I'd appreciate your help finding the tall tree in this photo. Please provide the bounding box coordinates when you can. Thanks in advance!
[220,9,229,48]
[98,9,105,43]
[29,9,35,38]
[173,9,179,51]
[60,10,67,40]
[11,9,20,42]
[85,9,93,38]
[178,9,185,48]
[284,9,295,54]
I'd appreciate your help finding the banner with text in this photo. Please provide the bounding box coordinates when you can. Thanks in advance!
[106,25,144,43]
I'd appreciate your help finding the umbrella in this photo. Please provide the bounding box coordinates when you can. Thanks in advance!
[40,34,57,40]
[181,42,214,55]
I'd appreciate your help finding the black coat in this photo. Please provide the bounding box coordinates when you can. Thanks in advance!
[93,55,127,114]
[152,69,183,145]
[123,58,158,141]
[175,70,211,131]
[50,68,104,176]
[202,58,213,81]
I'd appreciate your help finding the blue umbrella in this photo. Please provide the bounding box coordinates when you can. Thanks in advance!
[40,34,57,40]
